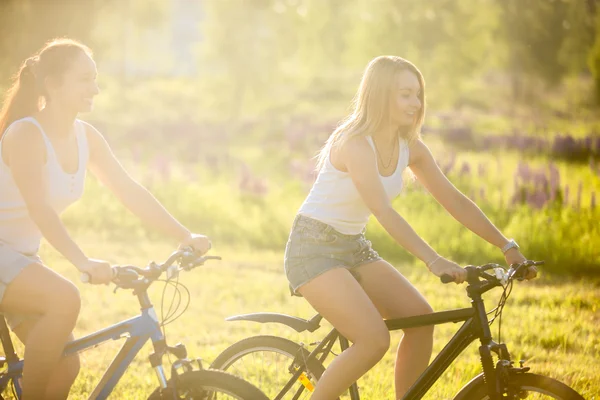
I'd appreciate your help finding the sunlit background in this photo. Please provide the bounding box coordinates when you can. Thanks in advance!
[1,0,599,398]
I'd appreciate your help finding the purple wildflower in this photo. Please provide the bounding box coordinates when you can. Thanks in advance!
[153,155,171,181]
[460,162,471,176]
[548,163,560,202]
[516,162,531,183]
[478,163,486,177]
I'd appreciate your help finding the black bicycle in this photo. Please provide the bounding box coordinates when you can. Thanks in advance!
[210,260,584,399]
[0,248,268,400]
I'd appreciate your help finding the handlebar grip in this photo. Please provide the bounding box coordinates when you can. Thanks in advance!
[80,268,118,284]
[440,274,454,284]
[80,272,91,283]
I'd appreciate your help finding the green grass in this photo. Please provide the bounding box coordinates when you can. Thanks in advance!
[3,237,598,399]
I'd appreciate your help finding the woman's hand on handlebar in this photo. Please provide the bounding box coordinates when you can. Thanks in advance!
[428,257,467,284]
[78,258,113,284]
[505,248,537,280]
[180,233,212,256]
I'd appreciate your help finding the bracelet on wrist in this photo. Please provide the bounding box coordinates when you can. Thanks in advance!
[426,255,442,269]
[501,239,519,254]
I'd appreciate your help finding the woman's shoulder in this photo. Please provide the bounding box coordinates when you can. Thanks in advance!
[1,119,47,165]
[330,135,377,172]
[339,135,374,156]
[3,119,45,148]
[407,138,433,166]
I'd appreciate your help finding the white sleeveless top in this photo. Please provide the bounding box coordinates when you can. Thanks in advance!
[298,136,410,235]
[0,117,89,254]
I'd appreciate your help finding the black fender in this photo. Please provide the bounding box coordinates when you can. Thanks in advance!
[452,373,486,399]
[225,312,322,333]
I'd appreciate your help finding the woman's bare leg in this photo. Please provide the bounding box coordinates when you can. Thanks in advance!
[298,267,390,400]
[1,263,81,399]
[13,319,80,399]
[352,260,434,399]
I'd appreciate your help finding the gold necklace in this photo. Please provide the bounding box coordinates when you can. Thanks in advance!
[373,135,398,170]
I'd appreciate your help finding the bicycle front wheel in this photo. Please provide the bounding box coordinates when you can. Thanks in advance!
[453,372,585,400]
[147,369,269,400]
[210,335,326,400]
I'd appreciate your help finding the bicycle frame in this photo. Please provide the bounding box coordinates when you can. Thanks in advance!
[226,263,540,400]
[1,290,168,400]
[274,296,505,400]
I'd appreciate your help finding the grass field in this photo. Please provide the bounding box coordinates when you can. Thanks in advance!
[3,236,596,399]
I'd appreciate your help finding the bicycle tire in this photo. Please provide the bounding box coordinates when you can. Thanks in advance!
[147,369,269,400]
[453,372,585,399]
[210,335,326,399]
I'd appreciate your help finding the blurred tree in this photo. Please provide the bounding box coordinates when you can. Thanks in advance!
[199,0,281,119]
[559,0,597,75]
[497,0,577,103]
[0,0,111,84]
[0,0,169,86]
[91,0,171,80]
[198,0,504,115]
[588,8,600,103]
[6,0,596,116]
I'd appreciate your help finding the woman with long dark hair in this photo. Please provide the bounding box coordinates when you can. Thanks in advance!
[0,38,211,399]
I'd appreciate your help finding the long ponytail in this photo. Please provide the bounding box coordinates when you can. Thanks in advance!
[0,57,42,137]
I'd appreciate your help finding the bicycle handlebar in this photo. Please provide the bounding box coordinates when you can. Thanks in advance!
[80,247,222,286]
[440,260,544,285]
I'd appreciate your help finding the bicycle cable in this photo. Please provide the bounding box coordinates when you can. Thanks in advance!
[488,278,514,344]
[157,272,191,363]
[160,274,182,325]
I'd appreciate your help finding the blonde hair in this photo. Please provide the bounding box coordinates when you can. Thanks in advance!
[316,56,426,170]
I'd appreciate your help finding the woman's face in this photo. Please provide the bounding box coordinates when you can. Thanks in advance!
[390,69,422,126]
[48,51,100,113]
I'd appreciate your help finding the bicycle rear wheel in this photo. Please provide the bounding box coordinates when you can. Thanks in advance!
[147,369,269,400]
[453,372,585,399]
[210,335,326,400]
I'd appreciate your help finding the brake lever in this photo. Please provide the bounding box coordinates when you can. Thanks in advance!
[509,260,544,281]
[509,261,530,281]
[181,255,222,271]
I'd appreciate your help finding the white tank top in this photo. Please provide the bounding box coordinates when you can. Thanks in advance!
[298,136,410,235]
[0,117,88,254]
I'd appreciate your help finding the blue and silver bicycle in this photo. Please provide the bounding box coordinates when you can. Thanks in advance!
[0,248,268,400]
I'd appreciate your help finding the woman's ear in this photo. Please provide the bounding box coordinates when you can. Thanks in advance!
[43,75,61,100]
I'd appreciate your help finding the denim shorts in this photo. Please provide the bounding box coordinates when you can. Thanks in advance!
[0,241,42,330]
[284,214,382,295]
